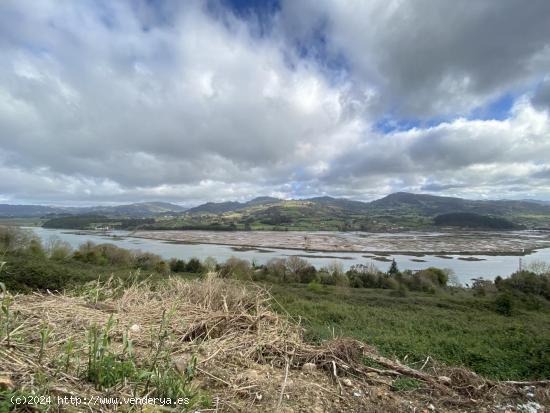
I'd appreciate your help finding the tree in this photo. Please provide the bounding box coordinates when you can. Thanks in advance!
[285,256,309,282]
[265,258,287,281]
[526,261,550,276]
[169,258,187,273]
[28,238,46,258]
[219,257,252,280]
[388,259,400,277]
[444,268,460,287]
[0,225,33,252]
[185,258,204,273]
[203,256,217,272]
[48,238,73,261]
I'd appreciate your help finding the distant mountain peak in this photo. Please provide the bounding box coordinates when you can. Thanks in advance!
[246,196,281,205]
[308,196,336,201]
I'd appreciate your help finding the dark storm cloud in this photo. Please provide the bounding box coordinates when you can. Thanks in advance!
[281,0,550,117]
[532,79,550,111]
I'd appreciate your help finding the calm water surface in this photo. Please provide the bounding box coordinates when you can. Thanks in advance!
[27,227,550,285]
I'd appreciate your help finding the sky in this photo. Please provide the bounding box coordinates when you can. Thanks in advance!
[1,0,550,206]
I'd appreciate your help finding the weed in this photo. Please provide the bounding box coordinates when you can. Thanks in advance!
[307,280,323,293]
[0,389,51,413]
[85,316,136,390]
[391,377,423,392]
[150,355,197,404]
[61,336,75,373]
[0,281,19,346]
[38,322,52,364]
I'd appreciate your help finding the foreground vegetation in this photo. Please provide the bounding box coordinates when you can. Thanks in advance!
[270,284,550,380]
[6,275,547,412]
[1,226,549,384]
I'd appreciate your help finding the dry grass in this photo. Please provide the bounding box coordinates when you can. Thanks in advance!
[1,274,548,412]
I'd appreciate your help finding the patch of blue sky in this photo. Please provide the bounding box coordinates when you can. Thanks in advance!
[468,92,515,121]
[374,116,452,134]
[221,0,281,17]
[290,20,351,86]
[376,93,518,134]
[208,0,281,37]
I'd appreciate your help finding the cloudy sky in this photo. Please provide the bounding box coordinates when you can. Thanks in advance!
[1,0,550,206]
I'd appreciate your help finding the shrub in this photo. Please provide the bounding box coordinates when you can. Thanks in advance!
[47,238,73,261]
[185,258,204,274]
[307,281,323,293]
[96,243,132,266]
[265,258,287,281]
[297,265,317,284]
[381,275,399,290]
[525,260,550,275]
[169,258,187,273]
[155,261,170,275]
[203,256,217,272]
[74,241,100,264]
[133,251,164,271]
[219,257,251,280]
[471,278,496,296]
[0,226,34,252]
[407,272,437,293]
[1,255,84,291]
[285,256,309,282]
[497,270,550,300]
[318,270,336,285]
[346,263,383,288]
[413,267,448,288]
[494,292,514,316]
[444,268,461,287]
[27,238,46,258]
[427,267,449,287]
[391,283,409,297]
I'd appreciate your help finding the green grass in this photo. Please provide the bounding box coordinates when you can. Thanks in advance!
[391,377,424,392]
[0,218,44,226]
[269,283,550,380]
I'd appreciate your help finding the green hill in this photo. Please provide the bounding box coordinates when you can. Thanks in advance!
[18,192,550,231]
[433,212,522,230]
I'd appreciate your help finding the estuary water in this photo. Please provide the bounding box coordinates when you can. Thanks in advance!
[27,227,550,285]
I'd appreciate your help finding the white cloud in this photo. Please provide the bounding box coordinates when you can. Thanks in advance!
[326,99,550,199]
[280,0,550,117]
[1,0,550,204]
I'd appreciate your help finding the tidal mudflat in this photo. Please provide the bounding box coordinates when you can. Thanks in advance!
[132,229,550,255]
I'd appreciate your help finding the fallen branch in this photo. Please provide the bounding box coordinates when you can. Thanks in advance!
[498,380,550,386]
[276,356,291,411]
[363,350,456,395]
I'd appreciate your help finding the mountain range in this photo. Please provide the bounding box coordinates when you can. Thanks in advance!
[3,193,550,230]
[0,202,187,218]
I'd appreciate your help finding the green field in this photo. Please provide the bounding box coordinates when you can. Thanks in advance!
[0,218,43,226]
[269,283,550,380]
